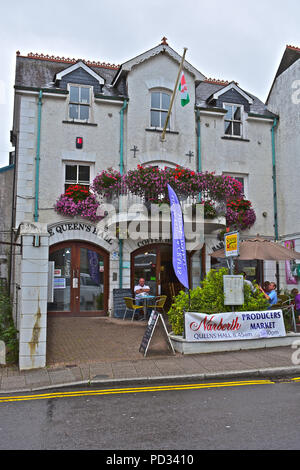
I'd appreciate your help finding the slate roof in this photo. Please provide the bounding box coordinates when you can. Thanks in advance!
[14,53,127,98]
[196,80,276,118]
[266,45,300,103]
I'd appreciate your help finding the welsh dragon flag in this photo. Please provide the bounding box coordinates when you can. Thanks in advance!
[179,72,190,107]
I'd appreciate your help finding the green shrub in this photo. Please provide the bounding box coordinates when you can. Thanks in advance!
[0,288,18,364]
[167,268,269,335]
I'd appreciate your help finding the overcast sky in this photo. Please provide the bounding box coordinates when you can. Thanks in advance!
[0,0,299,167]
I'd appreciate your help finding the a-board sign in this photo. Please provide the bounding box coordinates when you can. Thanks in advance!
[139,311,175,356]
[113,288,133,318]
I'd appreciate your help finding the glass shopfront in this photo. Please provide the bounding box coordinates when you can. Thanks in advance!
[131,243,205,310]
[48,241,108,315]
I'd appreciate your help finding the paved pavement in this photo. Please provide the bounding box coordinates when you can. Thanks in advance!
[1,317,300,394]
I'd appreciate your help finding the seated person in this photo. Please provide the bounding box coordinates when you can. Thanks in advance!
[134,278,151,317]
[134,278,150,299]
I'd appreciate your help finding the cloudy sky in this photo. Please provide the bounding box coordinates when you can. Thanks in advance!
[0,0,299,167]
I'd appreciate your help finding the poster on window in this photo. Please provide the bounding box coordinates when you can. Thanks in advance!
[284,240,297,285]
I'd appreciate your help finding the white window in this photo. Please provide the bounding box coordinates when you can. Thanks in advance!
[68,85,91,121]
[65,164,91,192]
[150,91,171,129]
[223,103,243,137]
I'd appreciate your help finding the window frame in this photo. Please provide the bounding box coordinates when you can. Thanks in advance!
[150,90,171,130]
[67,84,92,122]
[223,103,244,138]
[63,162,93,193]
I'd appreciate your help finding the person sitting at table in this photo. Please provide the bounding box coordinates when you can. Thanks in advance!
[134,278,151,318]
[134,278,150,298]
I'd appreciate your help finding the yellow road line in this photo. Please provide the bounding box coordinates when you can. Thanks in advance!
[0,379,274,403]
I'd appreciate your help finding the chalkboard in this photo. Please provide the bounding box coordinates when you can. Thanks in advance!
[139,311,175,356]
[113,288,133,318]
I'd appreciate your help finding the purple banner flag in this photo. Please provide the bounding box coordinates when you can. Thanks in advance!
[167,184,189,289]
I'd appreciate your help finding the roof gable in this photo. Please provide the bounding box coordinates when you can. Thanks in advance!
[55,60,105,85]
[208,82,254,105]
[266,45,300,103]
[112,40,206,86]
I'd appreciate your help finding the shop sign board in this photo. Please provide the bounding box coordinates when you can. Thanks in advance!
[185,310,286,342]
[224,231,239,258]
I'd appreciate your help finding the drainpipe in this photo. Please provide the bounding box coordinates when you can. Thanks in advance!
[271,117,280,290]
[196,108,202,173]
[34,90,43,222]
[196,108,202,202]
[119,99,128,288]
[271,117,279,240]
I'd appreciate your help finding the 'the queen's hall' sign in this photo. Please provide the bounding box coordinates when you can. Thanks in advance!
[48,222,113,245]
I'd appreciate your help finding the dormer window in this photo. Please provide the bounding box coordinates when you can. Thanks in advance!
[224,103,243,137]
[68,85,91,121]
[150,91,171,129]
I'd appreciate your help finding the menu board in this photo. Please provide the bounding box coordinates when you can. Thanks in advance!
[113,288,133,318]
[139,311,175,357]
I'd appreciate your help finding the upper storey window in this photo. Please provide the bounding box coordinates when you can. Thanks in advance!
[224,103,243,137]
[69,85,91,121]
[150,91,171,129]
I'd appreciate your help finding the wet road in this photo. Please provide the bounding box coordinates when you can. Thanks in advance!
[0,377,299,450]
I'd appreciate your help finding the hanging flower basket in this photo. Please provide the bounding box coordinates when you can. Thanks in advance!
[54,185,101,222]
[91,168,123,198]
[226,199,256,231]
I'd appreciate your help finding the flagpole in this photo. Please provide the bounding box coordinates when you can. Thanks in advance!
[161,47,188,142]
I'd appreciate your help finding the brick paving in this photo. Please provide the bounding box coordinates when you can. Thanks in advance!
[0,316,299,393]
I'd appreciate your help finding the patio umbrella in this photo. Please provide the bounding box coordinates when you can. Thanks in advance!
[210,237,300,260]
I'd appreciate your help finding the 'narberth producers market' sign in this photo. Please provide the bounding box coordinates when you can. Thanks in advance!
[185,310,286,342]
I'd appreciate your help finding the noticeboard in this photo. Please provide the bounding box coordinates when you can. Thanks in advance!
[113,288,133,318]
[223,275,244,306]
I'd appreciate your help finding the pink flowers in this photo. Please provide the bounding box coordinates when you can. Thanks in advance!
[54,165,256,231]
[54,186,101,222]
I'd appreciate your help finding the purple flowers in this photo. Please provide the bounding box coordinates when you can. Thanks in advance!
[54,165,256,232]
[54,187,101,222]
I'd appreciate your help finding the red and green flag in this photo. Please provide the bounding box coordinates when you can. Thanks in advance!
[179,72,190,107]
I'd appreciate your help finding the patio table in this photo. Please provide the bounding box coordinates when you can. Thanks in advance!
[136,295,156,320]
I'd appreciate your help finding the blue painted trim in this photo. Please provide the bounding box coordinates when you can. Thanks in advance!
[119,99,128,288]
[0,164,14,173]
[34,90,43,222]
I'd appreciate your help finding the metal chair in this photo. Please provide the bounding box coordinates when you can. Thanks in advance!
[123,297,144,321]
[148,295,167,314]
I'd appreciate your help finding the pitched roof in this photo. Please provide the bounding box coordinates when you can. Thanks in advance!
[14,52,126,98]
[266,44,300,103]
[196,79,276,118]
[112,40,206,86]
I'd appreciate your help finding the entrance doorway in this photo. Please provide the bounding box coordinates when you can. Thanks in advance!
[48,241,109,315]
[131,244,189,309]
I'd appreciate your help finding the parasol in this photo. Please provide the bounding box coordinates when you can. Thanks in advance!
[210,237,300,260]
